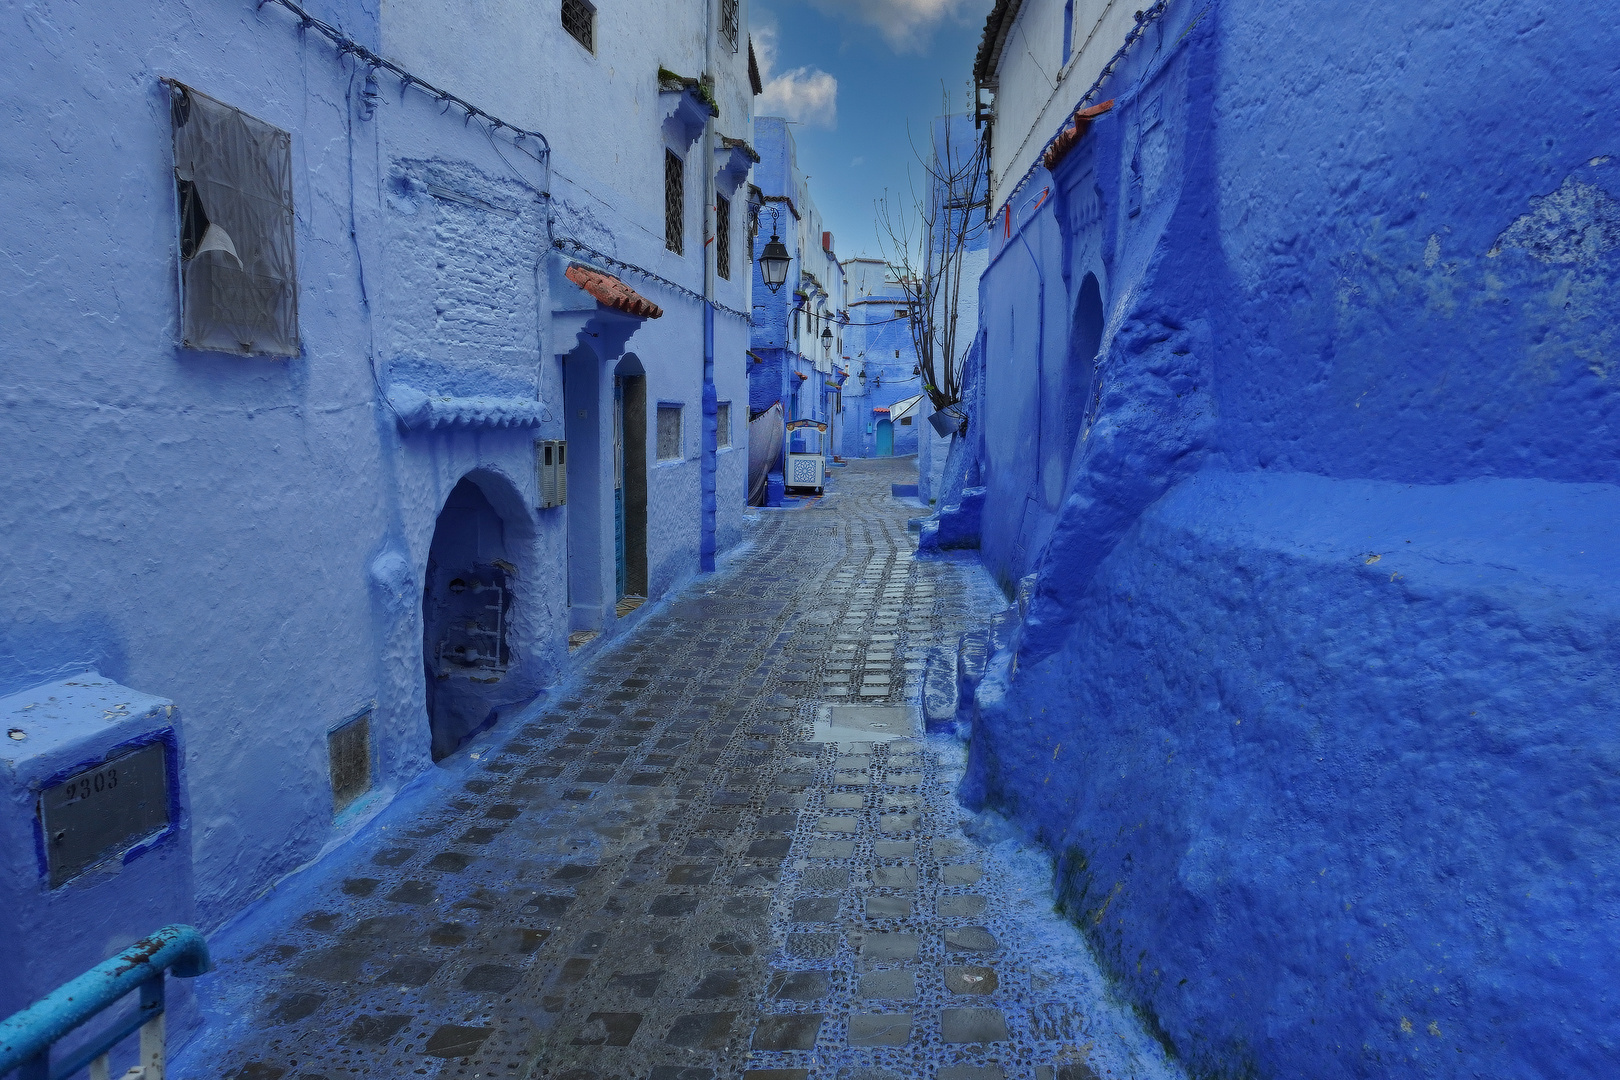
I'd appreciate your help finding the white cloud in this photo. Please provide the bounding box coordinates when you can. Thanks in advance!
[755,24,838,129]
[807,0,983,54]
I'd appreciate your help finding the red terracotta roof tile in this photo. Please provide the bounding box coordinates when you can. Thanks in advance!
[565,264,664,319]
[1042,99,1115,172]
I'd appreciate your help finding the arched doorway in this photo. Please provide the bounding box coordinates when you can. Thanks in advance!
[876,418,894,456]
[614,354,648,604]
[423,477,516,761]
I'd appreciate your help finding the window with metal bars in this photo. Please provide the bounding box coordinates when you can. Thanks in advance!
[561,0,594,52]
[715,194,731,279]
[665,149,685,254]
[721,0,740,50]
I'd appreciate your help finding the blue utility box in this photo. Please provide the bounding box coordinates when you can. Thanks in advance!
[0,674,195,1019]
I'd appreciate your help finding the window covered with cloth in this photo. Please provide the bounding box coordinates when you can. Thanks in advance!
[168,80,299,356]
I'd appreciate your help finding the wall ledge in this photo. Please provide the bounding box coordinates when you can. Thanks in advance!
[388,386,548,432]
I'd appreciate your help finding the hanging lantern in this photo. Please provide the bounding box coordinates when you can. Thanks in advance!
[759,233,790,292]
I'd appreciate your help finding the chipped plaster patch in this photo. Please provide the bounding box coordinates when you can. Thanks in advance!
[1488,174,1620,264]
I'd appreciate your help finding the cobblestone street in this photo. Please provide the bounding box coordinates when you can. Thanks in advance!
[184,458,1181,1080]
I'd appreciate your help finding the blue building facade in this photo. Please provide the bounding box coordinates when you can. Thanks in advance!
[955,0,1620,1076]
[0,0,756,1020]
[749,116,844,475]
[839,259,924,460]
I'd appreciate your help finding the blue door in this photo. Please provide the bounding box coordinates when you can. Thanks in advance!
[614,378,626,600]
[876,418,893,456]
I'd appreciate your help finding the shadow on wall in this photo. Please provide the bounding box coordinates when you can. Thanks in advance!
[1063,272,1104,475]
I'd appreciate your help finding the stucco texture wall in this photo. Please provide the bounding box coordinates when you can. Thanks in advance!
[0,0,759,964]
[965,2,1620,1077]
[0,0,423,943]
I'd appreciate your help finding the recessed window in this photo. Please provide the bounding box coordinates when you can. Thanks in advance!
[329,711,373,814]
[717,401,732,448]
[665,150,685,254]
[715,194,731,280]
[562,0,595,52]
[168,81,299,356]
[721,0,740,51]
[657,404,684,461]
[1062,0,1075,64]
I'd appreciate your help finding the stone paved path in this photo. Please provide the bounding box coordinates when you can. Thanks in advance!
[185,458,1183,1080]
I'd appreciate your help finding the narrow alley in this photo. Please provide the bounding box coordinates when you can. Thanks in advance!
[181,459,1179,1080]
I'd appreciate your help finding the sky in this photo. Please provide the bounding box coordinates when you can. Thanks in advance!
[751,0,993,262]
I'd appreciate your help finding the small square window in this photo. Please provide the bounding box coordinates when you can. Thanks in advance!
[657,404,684,461]
[168,81,299,356]
[562,0,595,52]
[717,402,732,448]
[721,0,740,51]
[665,150,685,254]
[329,711,372,814]
[715,194,731,280]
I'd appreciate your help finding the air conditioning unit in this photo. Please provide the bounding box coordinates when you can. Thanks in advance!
[536,439,567,508]
[786,452,824,493]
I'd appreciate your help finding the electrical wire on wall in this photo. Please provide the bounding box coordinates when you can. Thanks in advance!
[339,64,404,425]
[263,0,560,420]
[795,306,913,328]
[258,0,551,192]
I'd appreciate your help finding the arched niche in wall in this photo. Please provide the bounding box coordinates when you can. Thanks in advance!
[421,468,537,762]
[1063,272,1105,473]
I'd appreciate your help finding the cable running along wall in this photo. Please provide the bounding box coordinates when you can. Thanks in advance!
[257,0,551,178]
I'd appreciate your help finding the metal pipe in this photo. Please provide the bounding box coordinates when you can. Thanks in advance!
[699,0,720,571]
[0,925,211,1076]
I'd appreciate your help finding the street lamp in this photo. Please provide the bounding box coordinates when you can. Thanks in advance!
[757,204,790,293]
[820,326,833,355]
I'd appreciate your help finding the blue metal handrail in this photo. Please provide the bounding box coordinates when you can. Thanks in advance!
[0,925,211,1080]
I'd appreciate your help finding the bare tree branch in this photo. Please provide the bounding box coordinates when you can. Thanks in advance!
[874,84,989,414]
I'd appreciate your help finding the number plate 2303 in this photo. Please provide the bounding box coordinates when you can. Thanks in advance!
[40,742,171,888]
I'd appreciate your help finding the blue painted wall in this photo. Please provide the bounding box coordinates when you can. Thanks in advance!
[750,116,837,455]
[0,0,755,1016]
[963,1,1620,1076]
[841,260,924,458]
